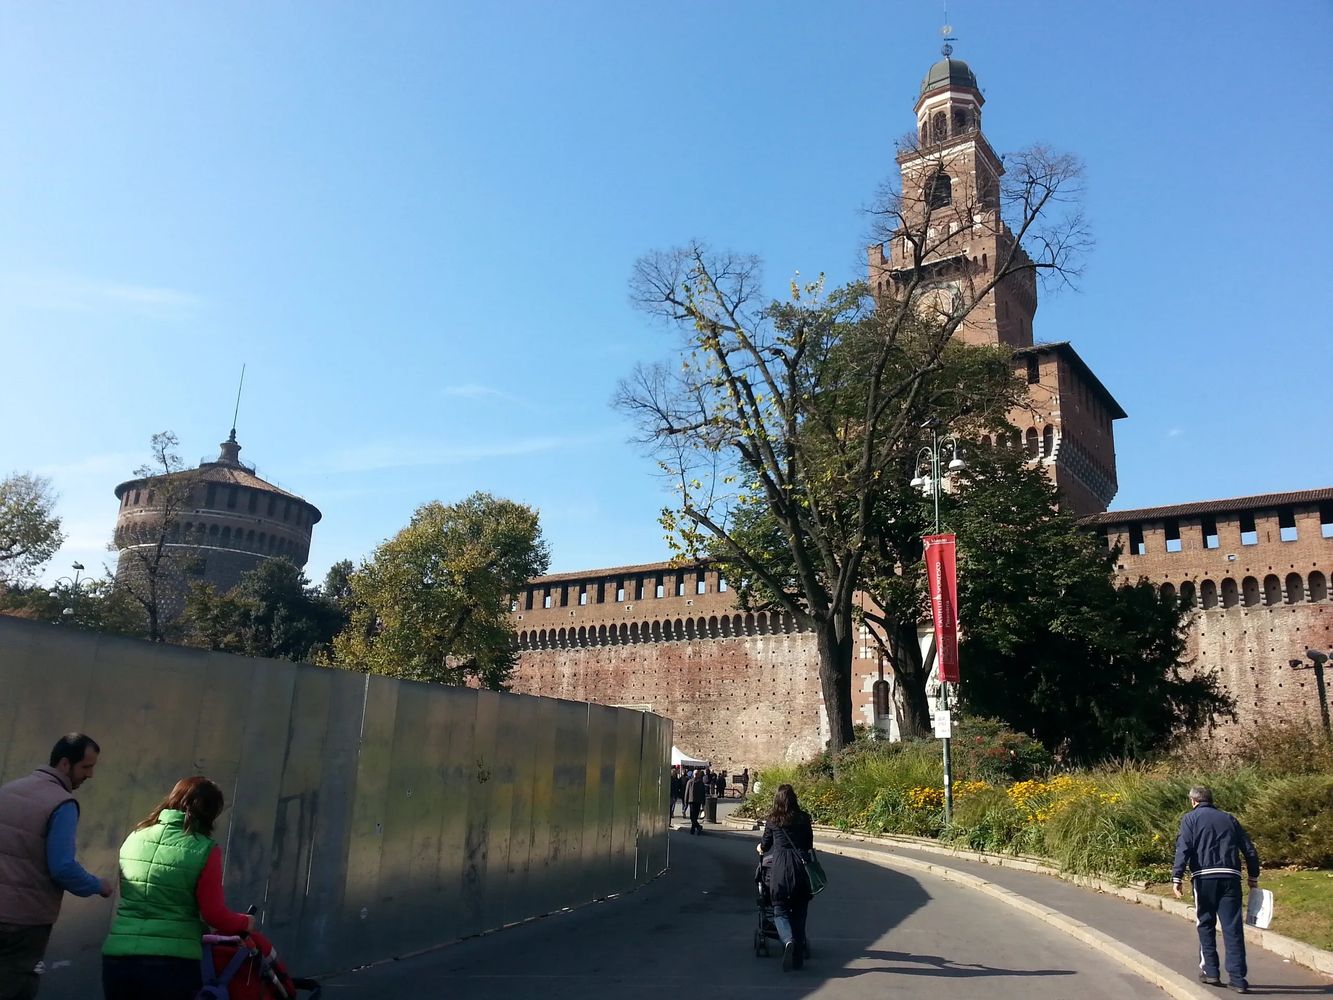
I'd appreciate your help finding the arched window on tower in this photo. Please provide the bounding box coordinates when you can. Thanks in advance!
[1042,425,1055,457]
[952,107,971,134]
[931,111,947,144]
[927,173,952,209]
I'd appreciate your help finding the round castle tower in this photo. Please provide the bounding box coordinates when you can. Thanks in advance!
[113,431,322,616]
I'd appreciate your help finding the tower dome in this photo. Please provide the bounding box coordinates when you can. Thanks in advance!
[920,57,979,97]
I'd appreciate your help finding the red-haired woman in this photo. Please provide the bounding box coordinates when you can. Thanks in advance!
[101,776,254,999]
[756,783,815,971]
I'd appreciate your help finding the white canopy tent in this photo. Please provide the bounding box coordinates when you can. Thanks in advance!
[670,745,709,769]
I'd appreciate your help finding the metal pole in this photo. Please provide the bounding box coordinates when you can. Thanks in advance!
[1315,660,1330,736]
[930,427,953,824]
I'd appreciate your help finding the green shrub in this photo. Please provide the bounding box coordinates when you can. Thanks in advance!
[1229,721,1333,777]
[1242,774,1333,868]
[944,786,1034,854]
[950,717,1052,782]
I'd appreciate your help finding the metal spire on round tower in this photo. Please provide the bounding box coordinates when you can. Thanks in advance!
[940,10,958,58]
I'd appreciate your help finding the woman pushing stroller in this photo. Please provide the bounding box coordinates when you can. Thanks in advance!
[755,784,814,972]
[101,776,256,999]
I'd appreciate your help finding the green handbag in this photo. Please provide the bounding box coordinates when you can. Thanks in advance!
[776,825,829,896]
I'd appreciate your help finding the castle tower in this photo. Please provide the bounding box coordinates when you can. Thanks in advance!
[868,44,1125,515]
[113,430,322,622]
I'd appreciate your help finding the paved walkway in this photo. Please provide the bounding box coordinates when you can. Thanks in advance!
[319,821,1217,998]
[804,830,1331,997]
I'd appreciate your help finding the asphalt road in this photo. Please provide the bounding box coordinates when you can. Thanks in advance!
[318,823,1159,999]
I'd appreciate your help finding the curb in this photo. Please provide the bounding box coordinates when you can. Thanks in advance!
[722,817,1333,979]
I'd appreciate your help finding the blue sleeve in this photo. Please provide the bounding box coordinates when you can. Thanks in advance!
[1171,813,1191,883]
[46,802,103,897]
[1235,817,1260,878]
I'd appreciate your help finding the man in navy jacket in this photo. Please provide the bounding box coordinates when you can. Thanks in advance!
[1172,785,1261,994]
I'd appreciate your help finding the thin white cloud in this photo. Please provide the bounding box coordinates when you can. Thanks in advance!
[0,272,201,319]
[1166,427,1185,438]
[303,433,613,475]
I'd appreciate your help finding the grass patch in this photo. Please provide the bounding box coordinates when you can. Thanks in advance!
[1143,870,1333,952]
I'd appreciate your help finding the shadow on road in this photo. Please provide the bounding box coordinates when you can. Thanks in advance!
[318,825,1164,998]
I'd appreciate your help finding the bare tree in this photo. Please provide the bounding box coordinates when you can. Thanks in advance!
[617,144,1087,751]
[114,432,200,642]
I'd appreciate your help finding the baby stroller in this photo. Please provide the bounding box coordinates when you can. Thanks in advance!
[752,870,780,957]
[197,930,321,999]
[751,867,812,960]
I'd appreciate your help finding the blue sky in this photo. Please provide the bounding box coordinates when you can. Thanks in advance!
[3,1,1330,586]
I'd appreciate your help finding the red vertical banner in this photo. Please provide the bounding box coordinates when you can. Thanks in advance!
[923,533,960,684]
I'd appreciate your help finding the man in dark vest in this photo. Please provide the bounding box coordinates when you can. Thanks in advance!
[0,733,112,999]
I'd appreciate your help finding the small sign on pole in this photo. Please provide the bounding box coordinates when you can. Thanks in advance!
[933,709,953,739]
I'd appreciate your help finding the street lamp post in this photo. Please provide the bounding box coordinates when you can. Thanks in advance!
[909,422,965,824]
[1290,649,1331,736]
[52,562,88,624]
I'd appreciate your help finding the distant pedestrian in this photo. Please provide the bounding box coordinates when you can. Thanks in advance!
[739,768,750,797]
[684,770,708,835]
[102,776,255,1000]
[756,784,814,972]
[1172,785,1260,994]
[0,733,112,1000]
[669,769,685,820]
[719,770,729,797]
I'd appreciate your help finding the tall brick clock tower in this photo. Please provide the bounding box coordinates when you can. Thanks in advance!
[868,42,1125,515]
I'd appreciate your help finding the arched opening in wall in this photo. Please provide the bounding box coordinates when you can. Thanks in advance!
[1010,429,1022,450]
[1160,582,1177,604]
[1310,572,1328,603]
[1285,573,1304,604]
[557,627,567,648]
[927,172,952,208]
[1221,578,1240,608]
[577,626,587,646]
[919,123,927,145]
[756,612,769,634]
[952,106,970,134]
[673,618,685,641]
[629,623,640,643]
[208,524,219,542]
[663,619,674,640]
[1241,577,1260,607]
[931,111,947,143]
[731,614,743,636]
[246,529,255,548]
[708,615,719,638]
[684,618,696,640]
[1200,579,1218,609]
[744,613,755,634]
[980,435,992,448]
[1025,428,1039,458]
[1042,425,1055,457]
[1262,574,1281,606]
[1179,581,1197,608]
[598,625,608,644]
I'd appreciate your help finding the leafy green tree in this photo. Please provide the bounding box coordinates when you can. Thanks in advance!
[183,559,344,662]
[946,447,1233,762]
[0,473,65,584]
[618,142,1088,752]
[333,493,549,689]
[0,576,146,636]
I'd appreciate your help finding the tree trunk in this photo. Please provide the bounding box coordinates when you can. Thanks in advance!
[815,610,856,753]
[890,620,932,738]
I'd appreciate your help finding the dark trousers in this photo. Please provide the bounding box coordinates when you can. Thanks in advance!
[1193,876,1247,986]
[102,955,201,1000]
[0,924,52,1000]
[773,895,810,953]
[688,801,703,833]
[670,795,683,818]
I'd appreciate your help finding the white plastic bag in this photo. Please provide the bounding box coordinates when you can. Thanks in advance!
[1245,888,1273,929]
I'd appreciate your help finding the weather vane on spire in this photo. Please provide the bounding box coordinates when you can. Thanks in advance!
[940,5,957,57]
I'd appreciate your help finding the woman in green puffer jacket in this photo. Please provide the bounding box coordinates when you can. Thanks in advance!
[102,776,254,999]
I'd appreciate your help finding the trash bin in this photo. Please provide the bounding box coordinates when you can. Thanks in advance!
[706,794,718,824]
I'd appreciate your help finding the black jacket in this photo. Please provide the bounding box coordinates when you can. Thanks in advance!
[759,812,814,902]
[1172,804,1260,884]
